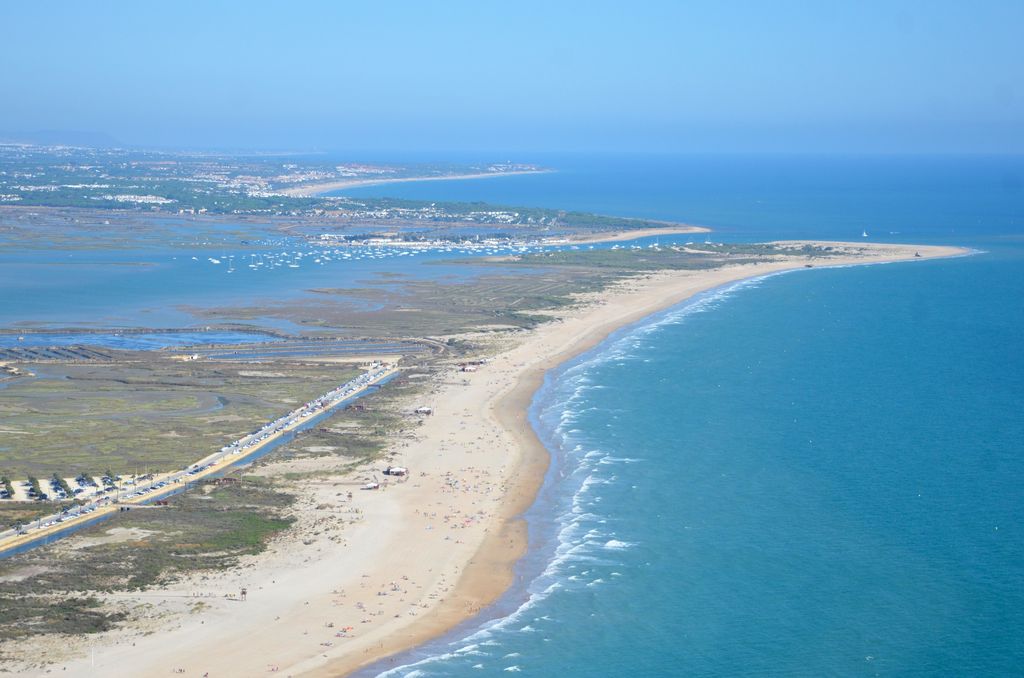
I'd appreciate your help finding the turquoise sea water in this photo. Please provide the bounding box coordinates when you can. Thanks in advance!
[348,155,1024,677]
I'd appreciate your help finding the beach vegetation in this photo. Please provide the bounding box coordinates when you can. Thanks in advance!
[0,356,360,477]
[0,476,293,643]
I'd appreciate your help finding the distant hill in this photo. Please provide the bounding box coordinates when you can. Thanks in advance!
[0,130,123,148]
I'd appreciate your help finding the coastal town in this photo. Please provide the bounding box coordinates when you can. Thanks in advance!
[0,143,544,217]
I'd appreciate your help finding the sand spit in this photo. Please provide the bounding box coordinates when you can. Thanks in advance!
[278,170,552,198]
[568,224,711,242]
[33,242,965,677]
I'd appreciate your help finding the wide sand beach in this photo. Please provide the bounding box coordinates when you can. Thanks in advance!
[278,169,552,197]
[41,241,965,677]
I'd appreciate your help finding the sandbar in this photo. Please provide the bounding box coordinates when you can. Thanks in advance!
[40,242,966,677]
[278,170,552,198]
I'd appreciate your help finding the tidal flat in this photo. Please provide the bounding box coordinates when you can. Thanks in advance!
[0,355,362,478]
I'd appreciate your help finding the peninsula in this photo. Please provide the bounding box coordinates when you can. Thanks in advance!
[0,240,967,676]
[276,168,552,197]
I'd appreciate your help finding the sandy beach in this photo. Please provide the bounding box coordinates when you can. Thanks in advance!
[34,242,965,677]
[278,170,552,197]
[567,224,710,242]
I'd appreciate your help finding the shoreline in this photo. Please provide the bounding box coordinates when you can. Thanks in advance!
[277,169,552,197]
[566,224,710,242]
[342,241,971,676]
[41,242,967,677]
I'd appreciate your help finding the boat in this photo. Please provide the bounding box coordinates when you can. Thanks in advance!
[862,230,869,238]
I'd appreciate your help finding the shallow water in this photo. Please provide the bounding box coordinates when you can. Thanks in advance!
[0,236,561,330]
[0,330,281,350]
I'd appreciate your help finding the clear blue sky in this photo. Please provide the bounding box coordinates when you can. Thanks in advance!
[2,0,1021,153]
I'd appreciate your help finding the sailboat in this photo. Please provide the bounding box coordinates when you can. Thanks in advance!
[862,229,869,238]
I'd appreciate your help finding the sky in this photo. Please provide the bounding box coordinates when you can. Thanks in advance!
[1,0,1022,154]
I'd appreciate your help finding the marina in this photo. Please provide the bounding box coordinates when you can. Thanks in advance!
[0,228,624,331]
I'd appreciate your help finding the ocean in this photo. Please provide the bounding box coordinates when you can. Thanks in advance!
[343,154,1024,676]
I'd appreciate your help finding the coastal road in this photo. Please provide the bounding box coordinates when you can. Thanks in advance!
[0,364,397,557]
